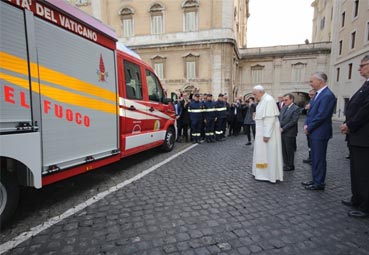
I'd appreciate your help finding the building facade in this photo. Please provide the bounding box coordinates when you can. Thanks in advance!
[238,43,331,107]
[71,0,355,108]
[312,0,369,120]
[329,0,369,120]
[71,0,249,100]
[311,0,334,43]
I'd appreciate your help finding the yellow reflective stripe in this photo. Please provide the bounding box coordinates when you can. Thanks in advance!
[188,109,203,113]
[39,83,116,114]
[36,64,116,102]
[1,51,116,103]
[0,72,116,114]
[203,108,216,112]
[0,72,29,90]
[0,52,29,76]
[215,107,227,111]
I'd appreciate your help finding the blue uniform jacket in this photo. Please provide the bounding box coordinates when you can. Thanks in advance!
[188,100,204,122]
[203,100,217,120]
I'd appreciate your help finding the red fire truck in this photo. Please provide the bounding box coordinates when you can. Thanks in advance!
[0,0,176,226]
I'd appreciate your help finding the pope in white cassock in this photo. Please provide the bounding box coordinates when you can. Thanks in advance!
[252,85,283,183]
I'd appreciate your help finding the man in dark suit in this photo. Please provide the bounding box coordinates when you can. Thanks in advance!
[302,72,336,190]
[279,93,301,171]
[340,55,369,218]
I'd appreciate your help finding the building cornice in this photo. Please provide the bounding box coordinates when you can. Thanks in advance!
[239,42,331,58]
[119,28,236,48]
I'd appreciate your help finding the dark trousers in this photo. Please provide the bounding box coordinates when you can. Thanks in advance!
[205,118,215,141]
[350,146,369,213]
[310,138,329,186]
[282,135,296,168]
[244,124,255,142]
[178,122,189,141]
[191,120,202,142]
[215,118,225,140]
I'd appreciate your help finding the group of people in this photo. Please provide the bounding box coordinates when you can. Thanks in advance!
[251,54,369,219]
[174,54,369,219]
[174,91,256,145]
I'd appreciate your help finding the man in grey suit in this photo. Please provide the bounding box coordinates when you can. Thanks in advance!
[279,93,301,171]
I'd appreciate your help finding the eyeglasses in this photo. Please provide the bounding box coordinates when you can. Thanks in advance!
[359,63,369,68]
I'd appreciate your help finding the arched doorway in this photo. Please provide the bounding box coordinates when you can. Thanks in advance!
[183,83,198,94]
[243,92,253,102]
[291,91,309,114]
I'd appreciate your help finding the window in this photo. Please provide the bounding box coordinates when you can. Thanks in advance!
[124,60,143,100]
[184,11,198,32]
[120,7,134,37]
[182,0,199,32]
[150,4,164,35]
[151,55,166,80]
[122,19,133,37]
[183,53,199,80]
[146,70,164,102]
[339,40,343,55]
[154,63,164,80]
[336,67,340,82]
[151,15,163,34]
[348,63,353,80]
[320,17,325,30]
[341,12,345,27]
[291,63,305,82]
[186,61,196,79]
[351,31,356,49]
[251,65,264,84]
[353,0,359,18]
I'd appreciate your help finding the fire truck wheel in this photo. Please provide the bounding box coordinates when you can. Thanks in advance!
[162,127,175,152]
[0,170,20,228]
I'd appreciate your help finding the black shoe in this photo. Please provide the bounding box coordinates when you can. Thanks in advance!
[301,181,314,186]
[245,142,252,145]
[302,159,312,164]
[305,184,325,191]
[341,200,357,208]
[348,210,369,218]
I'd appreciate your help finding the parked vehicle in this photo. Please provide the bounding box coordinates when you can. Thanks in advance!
[0,0,176,226]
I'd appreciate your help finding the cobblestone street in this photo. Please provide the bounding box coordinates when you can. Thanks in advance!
[2,120,369,255]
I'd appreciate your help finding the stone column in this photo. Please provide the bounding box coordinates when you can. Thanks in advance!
[272,58,282,98]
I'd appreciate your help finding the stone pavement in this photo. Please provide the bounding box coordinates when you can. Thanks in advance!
[4,121,369,255]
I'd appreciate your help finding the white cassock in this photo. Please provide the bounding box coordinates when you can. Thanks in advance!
[252,93,283,183]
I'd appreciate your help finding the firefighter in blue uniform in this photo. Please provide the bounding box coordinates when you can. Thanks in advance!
[203,94,217,143]
[215,93,227,141]
[188,94,204,143]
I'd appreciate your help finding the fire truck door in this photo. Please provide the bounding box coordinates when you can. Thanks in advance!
[0,3,37,134]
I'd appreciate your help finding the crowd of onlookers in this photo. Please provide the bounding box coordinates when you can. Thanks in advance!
[173,88,256,145]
